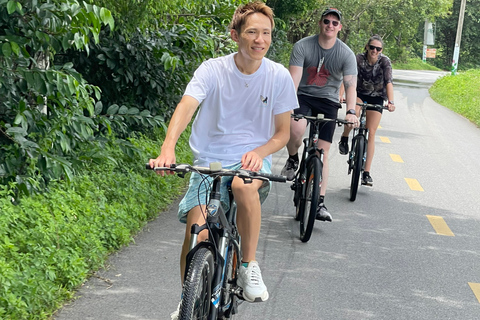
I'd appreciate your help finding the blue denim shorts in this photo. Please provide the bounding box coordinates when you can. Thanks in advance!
[177,162,271,223]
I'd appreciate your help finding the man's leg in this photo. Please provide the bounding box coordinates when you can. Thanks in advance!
[180,205,208,283]
[232,177,269,302]
[282,118,307,180]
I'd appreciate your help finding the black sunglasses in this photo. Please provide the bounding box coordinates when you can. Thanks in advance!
[323,19,339,27]
[369,45,383,52]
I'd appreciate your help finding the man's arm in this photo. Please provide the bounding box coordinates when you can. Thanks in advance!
[343,74,358,125]
[242,111,291,171]
[149,95,199,170]
[288,65,303,92]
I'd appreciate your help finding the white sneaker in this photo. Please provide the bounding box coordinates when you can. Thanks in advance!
[237,261,269,302]
[170,301,180,320]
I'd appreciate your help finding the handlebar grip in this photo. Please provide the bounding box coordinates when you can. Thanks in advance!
[259,173,287,183]
[146,163,153,170]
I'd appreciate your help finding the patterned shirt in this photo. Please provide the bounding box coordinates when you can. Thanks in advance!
[356,52,393,100]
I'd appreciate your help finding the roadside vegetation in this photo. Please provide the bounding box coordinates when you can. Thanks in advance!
[1,0,479,318]
[429,69,480,127]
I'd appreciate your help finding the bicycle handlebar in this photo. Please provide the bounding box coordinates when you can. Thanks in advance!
[291,113,352,125]
[146,163,287,183]
[356,102,389,110]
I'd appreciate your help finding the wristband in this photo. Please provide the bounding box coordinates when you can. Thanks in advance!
[346,109,356,115]
[388,100,394,105]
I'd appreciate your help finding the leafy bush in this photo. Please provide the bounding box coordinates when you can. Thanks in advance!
[0,129,193,319]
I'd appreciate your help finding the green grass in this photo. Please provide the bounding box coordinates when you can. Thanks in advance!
[392,57,443,71]
[429,69,480,127]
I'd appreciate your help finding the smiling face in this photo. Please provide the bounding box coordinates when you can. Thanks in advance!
[231,12,272,65]
[367,39,383,61]
[319,13,342,39]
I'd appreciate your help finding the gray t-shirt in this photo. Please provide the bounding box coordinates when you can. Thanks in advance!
[290,35,357,103]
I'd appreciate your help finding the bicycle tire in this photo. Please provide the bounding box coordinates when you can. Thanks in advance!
[293,172,304,221]
[299,156,322,242]
[219,242,239,319]
[349,136,365,202]
[179,247,214,320]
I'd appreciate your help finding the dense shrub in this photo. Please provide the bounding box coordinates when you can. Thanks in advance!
[0,129,193,319]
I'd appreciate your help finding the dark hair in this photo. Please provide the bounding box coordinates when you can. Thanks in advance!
[365,34,384,53]
[229,1,274,33]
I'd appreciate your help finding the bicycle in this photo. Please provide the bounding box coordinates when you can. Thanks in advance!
[290,114,350,243]
[347,101,388,202]
[147,162,286,319]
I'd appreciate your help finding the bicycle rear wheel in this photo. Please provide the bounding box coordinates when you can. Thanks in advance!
[180,247,214,320]
[349,136,365,202]
[300,156,322,242]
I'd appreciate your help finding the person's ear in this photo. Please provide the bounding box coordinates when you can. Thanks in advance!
[230,29,239,43]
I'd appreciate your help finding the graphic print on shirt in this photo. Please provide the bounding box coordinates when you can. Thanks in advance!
[260,95,268,106]
[306,64,330,87]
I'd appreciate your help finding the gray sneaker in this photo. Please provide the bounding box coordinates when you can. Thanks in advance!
[281,158,298,181]
[315,204,332,222]
[237,261,269,302]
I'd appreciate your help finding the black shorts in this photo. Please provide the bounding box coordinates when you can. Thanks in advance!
[357,93,385,114]
[294,95,341,143]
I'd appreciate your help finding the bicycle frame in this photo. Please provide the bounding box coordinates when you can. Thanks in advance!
[349,105,369,174]
[186,174,242,320]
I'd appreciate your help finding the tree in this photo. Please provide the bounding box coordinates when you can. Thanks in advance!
[432,0,480,70]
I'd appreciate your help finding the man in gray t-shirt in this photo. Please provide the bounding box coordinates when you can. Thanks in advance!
[281,7,358,222]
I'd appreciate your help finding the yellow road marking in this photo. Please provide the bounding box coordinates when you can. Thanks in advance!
[380,136,391,143]
[405,178,424,191]
[378,125,382,129]
[426,215,454,236]
[469,283,480,303]
[390,154,404,163]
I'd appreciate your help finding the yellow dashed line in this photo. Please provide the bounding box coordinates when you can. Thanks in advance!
[469,283,480,303]
[405,178,424,191]
[390,154,404,163]
[426,215,454,236]
[379,136,391,143]
[378,125,382,129]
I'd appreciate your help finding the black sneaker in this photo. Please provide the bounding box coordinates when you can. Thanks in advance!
[338,136,349,155]
[315,203,332,222]
[281,158,298,181]
[362,171,373,186]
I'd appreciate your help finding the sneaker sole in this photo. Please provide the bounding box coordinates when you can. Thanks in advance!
[242,290,269,303]
[361,182,373,187]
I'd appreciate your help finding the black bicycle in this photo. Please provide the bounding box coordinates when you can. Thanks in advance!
[348,102,388,201]
[290,114,350,242]
[147,162,285,319]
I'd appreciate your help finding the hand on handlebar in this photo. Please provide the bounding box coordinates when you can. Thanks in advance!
[241,151,263,172]
[148,149,176,176]
[345,113,359,128]
[387,102,396,112]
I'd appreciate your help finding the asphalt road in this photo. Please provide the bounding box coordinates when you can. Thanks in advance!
[54,70,480,320]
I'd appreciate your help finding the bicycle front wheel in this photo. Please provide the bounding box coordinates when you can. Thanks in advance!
[180,247,214,320]
[300,156,322,242]
[349,136,365,202]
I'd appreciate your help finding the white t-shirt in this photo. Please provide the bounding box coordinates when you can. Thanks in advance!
[184,53,298,167]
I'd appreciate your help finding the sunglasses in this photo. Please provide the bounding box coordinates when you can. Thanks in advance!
[369,45,383,52]
[323,19,339,27]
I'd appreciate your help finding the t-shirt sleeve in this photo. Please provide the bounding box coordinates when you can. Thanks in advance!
[382,56,393,84]
[289,40,305,67]
[184,62,211,104]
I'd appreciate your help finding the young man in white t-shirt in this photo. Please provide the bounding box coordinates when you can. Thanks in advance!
[149,1,298,311]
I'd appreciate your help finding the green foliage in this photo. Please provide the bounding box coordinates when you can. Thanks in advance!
[429,69,480,127]
[0,130,193,319]
[427,0,480,71]
[0,0,113,195]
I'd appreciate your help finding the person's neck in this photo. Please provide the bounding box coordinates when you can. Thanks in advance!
[234,53,262,75]
[318,35,336,50]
